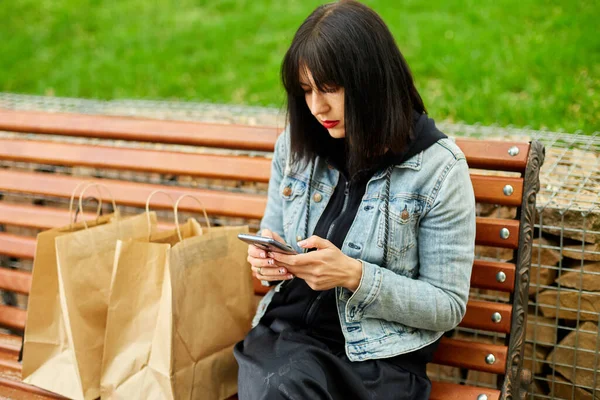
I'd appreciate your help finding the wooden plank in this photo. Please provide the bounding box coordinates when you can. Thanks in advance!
[0,202,172,231]
[0,305,26,332]
[471,260,516,292]
[0,109,281,152]
[0,138,272,183]
[0,334,23,359]
[475,217,519,249]
[0,376,69,399]
[0,170,268,220]
[457,138,529,172]
[460,300,512,334]
[0,358,21,374]
[0,202,94,229]
[433,337,507,375]
[1,170,521,220]
[0,233,35,259]
[430,381,501,400]
[471,175,523,206]
[0,268,31,295]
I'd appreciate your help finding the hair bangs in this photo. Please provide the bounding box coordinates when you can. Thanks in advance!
[283,33,342,97]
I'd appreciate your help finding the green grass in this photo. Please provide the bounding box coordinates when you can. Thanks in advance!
[1,0,598,133]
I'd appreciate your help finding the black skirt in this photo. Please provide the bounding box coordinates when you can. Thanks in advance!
[234,319,431,400]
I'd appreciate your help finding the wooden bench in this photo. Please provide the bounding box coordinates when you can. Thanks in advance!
[0,108,544,399]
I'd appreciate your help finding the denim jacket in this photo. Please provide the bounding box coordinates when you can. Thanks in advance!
[253,128,476,361]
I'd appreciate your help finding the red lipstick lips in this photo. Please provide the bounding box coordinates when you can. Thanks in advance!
[322,120,340,129]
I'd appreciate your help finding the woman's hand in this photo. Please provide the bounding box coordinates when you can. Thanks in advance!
[269,235,363,291]
[246,229,294,282]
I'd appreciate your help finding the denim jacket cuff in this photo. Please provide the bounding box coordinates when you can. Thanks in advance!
[345,260,382,323]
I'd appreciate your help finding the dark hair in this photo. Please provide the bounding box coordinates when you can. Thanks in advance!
[282,0,425,176]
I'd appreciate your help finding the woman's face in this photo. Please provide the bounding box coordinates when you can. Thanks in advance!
[300,68,345,138]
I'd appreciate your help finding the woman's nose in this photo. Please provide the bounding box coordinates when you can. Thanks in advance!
[310,92,329,115]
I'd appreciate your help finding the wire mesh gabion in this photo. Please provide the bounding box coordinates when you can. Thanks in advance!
[0,93,599,398]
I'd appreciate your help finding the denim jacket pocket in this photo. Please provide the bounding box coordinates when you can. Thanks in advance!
[376,198,422,267]
[279,175,307,235]
[379,319,418,336]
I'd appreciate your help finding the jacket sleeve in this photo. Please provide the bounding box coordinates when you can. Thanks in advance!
[258,129,288,240]
[344,157,476,332]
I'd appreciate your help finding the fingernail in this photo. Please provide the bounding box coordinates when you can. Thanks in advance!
[261,252,266,258]
[279,268,286,274]
[268,259,274,265]
[297,240,307,247]
[287,274,294,279]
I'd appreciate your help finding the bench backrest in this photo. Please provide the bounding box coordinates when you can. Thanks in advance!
[0,109,544,399]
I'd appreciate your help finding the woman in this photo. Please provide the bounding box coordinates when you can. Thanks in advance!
[234,1,476,398]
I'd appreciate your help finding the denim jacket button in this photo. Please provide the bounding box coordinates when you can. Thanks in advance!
[282,186,292,196]
[313,193,323,203]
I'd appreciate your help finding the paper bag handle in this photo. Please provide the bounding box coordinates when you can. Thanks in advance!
[78,183,120,229]
[68,181,102,227]
[145,190,177,239]
[174,194,211,242]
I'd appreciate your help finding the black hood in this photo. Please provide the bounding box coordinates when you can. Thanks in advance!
[392,111,448,165]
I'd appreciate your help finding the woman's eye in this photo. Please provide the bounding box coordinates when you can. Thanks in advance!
[323,87,338,94]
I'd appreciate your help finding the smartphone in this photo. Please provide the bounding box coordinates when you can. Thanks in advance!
[237,233,298,255]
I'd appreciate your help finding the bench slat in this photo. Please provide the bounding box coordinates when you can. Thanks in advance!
[433,337,507,375]
[0,267,32,295]
[460,300,512,333]
[0,358,21,374]
[0,109,281,152]
[1,202,520,250]
[0,202,96,230]
[453,138,529,172]
[0,233,35,259]
[1,170,267,220]
[475,217,519,249]
[1,170,522,222]
[0,138,272,183]
[471,175,523,206]
[0,334,23,359]
[430,381,501,400]
[471,260,516,292]
[0,202,173,232]
[0,376,69,399]
[0,305,26,332]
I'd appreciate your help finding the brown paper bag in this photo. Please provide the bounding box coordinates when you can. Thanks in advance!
[22,182,120,398]
[101,215,254,400]
[50,209,157,400]
[22,214,115,399]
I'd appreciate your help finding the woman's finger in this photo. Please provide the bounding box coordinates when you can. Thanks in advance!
[269,250,324,267]
[248,245,267,259]
[252,266,291,280]
[260,229,286,245]
[247,255,279,268]
[297,235,333,250]
[270,230,286,244]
